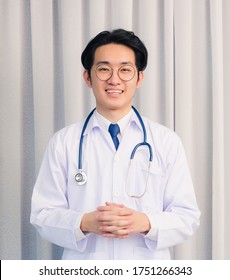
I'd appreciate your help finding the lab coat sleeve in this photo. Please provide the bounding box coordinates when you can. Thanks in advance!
[30,133,88,251]
[144,137,200,250]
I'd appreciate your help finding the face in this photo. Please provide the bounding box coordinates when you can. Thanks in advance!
[83,43,144,119]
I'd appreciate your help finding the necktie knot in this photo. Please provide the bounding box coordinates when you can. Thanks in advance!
[108,124,120,150]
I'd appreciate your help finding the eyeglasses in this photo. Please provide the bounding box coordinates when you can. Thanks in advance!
[95,64,136,81]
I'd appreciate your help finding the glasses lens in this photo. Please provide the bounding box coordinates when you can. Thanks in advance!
[118,65,135,81]
[95,64,136,81]
[95,65,112,81]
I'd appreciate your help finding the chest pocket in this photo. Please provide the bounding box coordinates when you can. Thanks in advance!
[125,148,166,200]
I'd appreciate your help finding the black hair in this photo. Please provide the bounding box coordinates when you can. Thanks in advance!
[81,29,148,73]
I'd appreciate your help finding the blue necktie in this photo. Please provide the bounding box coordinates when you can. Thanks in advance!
[108,124,120,150]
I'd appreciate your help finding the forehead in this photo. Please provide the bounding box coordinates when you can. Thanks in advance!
[93,43,135,65]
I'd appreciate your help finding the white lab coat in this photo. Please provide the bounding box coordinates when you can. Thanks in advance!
[30,110,200,259]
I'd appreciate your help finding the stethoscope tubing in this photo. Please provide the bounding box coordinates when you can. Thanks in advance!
[131,106,147,142]
[78,108,96,170]
[76,106,153,187]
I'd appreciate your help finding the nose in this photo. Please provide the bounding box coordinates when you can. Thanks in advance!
[107,69,121,84]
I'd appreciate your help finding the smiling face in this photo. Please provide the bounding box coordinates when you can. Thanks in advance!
[83,43,144,121]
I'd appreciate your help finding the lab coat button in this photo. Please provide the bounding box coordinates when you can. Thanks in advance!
[114,156,120,162]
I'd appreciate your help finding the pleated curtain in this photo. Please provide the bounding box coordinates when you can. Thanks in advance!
[0,0,229,259]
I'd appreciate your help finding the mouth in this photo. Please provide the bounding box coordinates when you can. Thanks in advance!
[105,89,124,94]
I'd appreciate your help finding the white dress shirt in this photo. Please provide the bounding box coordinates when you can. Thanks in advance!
[30,109,200,259]
[95,109,132,141]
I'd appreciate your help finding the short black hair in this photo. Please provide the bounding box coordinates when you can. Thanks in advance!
[81,29,148,73]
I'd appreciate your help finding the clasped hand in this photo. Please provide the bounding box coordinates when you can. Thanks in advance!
[80,202,150,239]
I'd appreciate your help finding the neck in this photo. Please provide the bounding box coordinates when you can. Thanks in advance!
[96,106,132,123]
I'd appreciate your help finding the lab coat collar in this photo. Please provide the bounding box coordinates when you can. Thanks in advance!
[129,108,143,132]
[83,108,143,136]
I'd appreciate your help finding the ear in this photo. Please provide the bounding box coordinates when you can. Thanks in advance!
[83,70,92,88]
[136,71,144,89]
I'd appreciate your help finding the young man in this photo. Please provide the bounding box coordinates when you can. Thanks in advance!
[30,29,200,259]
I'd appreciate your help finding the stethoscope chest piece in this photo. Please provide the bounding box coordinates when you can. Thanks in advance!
[75,171,87,185]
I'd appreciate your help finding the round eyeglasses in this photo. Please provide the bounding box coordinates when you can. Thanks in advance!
[95,64,136,81]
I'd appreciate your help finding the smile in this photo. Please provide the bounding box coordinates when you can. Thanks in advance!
[105,90,124,94]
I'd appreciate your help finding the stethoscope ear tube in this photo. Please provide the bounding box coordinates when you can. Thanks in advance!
[130,142,153,161]
[125,159,151,198]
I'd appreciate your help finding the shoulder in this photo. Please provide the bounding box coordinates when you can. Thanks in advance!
[49,120,84,148]
[143,117,180,143]
[142,117,183,162]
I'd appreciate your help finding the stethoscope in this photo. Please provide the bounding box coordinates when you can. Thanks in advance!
[75,106,153,198]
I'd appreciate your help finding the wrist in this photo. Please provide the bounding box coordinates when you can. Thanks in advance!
[140,213,151,233]
[80,213,89,233]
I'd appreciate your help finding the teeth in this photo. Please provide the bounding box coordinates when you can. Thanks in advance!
[106,90,123,94]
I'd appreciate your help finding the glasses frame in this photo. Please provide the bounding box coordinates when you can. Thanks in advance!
[94,64,137,82]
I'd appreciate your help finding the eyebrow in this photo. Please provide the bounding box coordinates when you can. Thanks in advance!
[95,61,133,66]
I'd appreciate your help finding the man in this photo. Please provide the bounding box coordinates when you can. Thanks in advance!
[30,29,200,259]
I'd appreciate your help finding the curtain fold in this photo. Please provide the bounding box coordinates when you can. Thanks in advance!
[210,0,225,259]
[0,0,229,260]
[223,0,230,260]
[173,0,194,259]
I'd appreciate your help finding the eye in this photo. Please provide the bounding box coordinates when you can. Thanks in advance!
[97,65,111,72]
[119,65,135,75]
[120,67,131,72]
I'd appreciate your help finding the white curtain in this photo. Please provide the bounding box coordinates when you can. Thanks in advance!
[0,0,229,260]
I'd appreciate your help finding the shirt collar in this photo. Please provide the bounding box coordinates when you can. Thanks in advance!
[83,107,143,135]
[95,110,133,136]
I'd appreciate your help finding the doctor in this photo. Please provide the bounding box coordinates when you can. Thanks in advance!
[30,29,200,259]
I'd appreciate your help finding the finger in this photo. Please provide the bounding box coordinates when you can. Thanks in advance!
[97,203,123,212]
[96,212,114,222]
[97,205,120,211]
[99,221,130,232]
[105,202,124,207]
[97,206,133,216]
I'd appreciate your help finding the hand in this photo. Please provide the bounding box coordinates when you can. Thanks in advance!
[80,202,150,239]
[80,210,102,235]
[97,202,133,238]
[97,202,150,238]
[80,203,126,236]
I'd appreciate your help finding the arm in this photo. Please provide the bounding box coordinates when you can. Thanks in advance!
[30,135,88,251]
[144,138,200,250]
